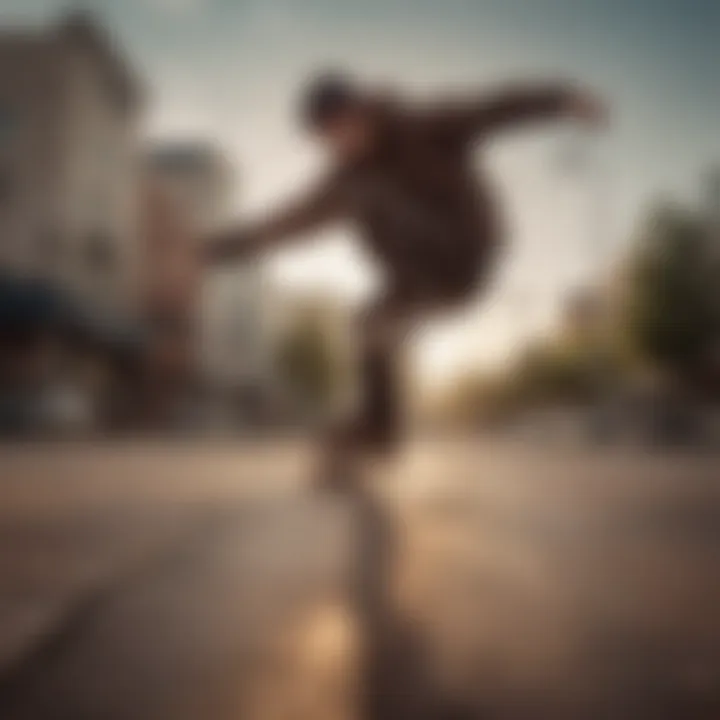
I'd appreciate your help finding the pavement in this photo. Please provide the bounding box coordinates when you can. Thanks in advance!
[0,438,718,719]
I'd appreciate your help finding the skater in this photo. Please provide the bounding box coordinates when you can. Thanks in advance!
[204,73,606,480]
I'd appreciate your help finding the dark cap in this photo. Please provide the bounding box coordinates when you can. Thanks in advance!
[300,71,361,130]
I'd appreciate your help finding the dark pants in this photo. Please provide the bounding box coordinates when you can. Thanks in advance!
[352,271,476,455]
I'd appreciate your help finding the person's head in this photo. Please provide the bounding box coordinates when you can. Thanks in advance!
[300,72,377,161]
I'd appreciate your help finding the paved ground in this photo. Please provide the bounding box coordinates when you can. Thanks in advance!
[0,438,718,719]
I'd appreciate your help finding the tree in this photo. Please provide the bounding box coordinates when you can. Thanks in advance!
[274,297,349,415]
[623,204,720,387]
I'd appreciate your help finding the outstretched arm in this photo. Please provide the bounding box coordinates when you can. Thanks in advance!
[204,175,346,265]
[425,83,606,143]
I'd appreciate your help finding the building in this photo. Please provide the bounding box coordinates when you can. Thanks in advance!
[145,142,270,423]
[145,142,231,236]
[138,180,200,425]
[0,11,142,316]
[0,11,144,431]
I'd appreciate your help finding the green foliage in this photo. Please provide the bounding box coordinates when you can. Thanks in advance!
[510,341,602,406]
[274,301,346,412]
[436,200,720,425]
[436,339,610,425]
[623,204,719,379]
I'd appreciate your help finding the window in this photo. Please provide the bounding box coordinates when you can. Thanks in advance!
[85,232,115,273]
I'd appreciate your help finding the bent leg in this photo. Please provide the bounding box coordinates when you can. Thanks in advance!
[317,280,474,488]
[324,283,441,465]
[354,290,419,454]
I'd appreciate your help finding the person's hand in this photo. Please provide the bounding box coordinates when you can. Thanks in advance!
[566,89,608,129]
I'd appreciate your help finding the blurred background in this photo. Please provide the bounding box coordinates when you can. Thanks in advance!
[0,1,718,719]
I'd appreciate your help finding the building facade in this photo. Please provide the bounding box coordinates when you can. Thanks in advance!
[145,142,270,422]
[0,11,142,317]
[138,180,200,425]
[0,12,144,432]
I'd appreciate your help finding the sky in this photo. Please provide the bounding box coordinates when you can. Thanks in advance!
[3,0,720,382]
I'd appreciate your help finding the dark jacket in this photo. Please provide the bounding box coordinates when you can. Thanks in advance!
[214,85,576,295]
